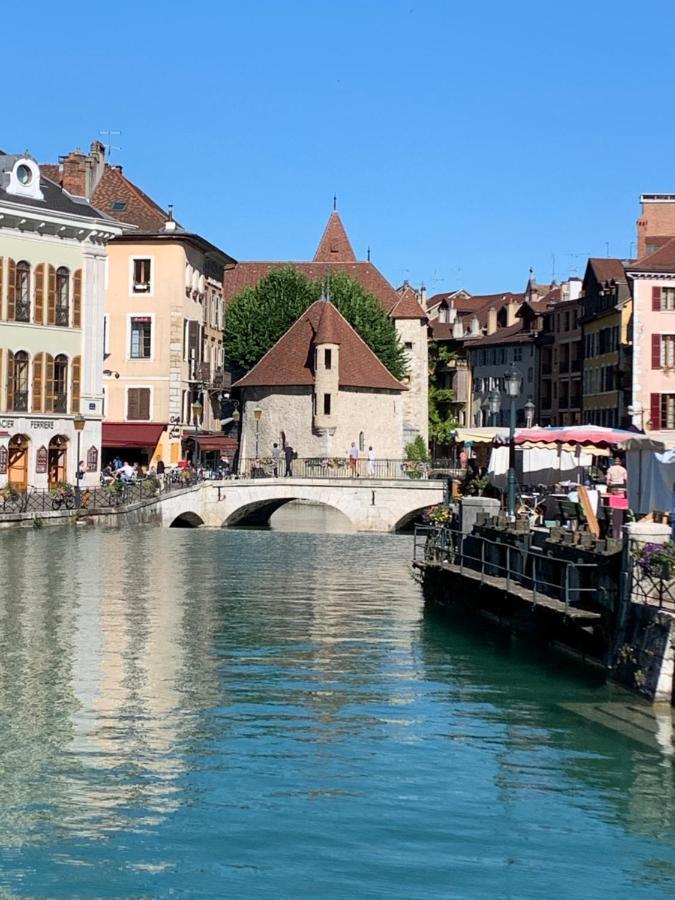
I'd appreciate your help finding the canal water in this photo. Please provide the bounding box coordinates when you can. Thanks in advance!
[1,505,675,899]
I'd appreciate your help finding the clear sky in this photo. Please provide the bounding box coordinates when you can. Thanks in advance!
[10,0,675,295]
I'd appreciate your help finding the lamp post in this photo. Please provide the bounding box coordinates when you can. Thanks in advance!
[480,397,489,427]
[254,406,262,459]
[73,413,85,509]
[504,368,523,518]
[191,398,203,468]
[627,403,644,431]
[488,389,501,427]
[524,398,535,429]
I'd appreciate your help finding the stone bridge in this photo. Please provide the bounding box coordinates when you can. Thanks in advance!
[156,477,445,532]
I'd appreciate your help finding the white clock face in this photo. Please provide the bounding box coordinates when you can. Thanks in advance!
[16,164,32,185]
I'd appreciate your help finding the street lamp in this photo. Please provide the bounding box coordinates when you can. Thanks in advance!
[627,403,644,430]
[480,396,489,427]
[524,398,536,429]
[254,406,262,459]
[191,398,203,467]
[504,368,523,518]
[488,389,501,427]
[73,413,86,509]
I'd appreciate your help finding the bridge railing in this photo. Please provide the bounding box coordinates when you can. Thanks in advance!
[238,457,433,481]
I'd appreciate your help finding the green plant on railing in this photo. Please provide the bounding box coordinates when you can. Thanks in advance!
[49,481,73,497]
[141,476,160,497]
[635,541,675,579]
[461,472,490,496]
[423,503,452,526]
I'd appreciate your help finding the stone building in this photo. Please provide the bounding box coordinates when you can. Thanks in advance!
[0,151,122,490]
[43,142,237,466]
[222,210,428,449]
[537,277,583,426]
[232,300,406,465]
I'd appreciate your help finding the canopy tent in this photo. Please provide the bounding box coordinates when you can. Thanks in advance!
[102,423,166,449]
[627,449,675,514]
[514,425,665,454]
[488,445,594,490]
[454,427,510,444]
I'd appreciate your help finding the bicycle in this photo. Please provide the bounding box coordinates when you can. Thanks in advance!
[51,486,76,510]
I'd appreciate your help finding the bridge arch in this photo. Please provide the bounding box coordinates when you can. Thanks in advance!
[170,511,205,528]
[222,496,355,529]
[392,504,435,534]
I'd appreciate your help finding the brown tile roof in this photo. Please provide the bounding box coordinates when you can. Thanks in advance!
[314,300,342,344]
[588,257,626,283]
[222,261,406,316]
[313,211,357,262]
[389,283,427,319]
[463,321,534,347]
[630,238,675,273]
[232,300,404,391]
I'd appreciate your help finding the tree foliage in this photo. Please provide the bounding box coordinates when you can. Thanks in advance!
[223,267,407,380]
[428,341,460,449]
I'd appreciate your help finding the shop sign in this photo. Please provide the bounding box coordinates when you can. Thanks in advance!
[0,447,6,474]
[35,446,48,474]
[31,420,55,430]
[0,419,15,429]
[86,446,99,473]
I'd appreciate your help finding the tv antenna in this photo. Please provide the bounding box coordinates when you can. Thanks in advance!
[99,129,122,159]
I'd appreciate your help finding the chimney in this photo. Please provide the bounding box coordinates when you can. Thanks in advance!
[452,319,464,339]
[506,299,518,327]
[420,284,427,307]
[469,315,480,337]
[61,149,87,197]
[637,194,675,258]
[487,307,498,335]
[87,140,107,197]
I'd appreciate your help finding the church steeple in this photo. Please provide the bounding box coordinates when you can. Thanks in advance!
[313,210,357,263]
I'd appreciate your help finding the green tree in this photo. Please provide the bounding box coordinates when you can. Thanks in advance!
[223,266,407,380]
[428,341,460,451]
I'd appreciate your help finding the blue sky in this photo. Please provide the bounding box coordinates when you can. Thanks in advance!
[11,0,675,294]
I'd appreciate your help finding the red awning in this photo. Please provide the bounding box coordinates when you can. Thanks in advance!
[102,423,166,449]
[182,433,239,452]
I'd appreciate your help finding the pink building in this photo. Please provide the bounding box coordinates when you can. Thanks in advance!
[626,239,675,432]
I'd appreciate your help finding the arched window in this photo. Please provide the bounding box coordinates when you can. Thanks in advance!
[359,431,365,451]
[53,354,68,413]
[15,261,31,322]
[56,267,69,326]
[10,351,30,411]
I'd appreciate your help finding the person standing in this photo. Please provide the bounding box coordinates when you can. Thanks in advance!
[606,456,628,494]
[284,443,294,477]
[367,445,376,476]
[349,442,359,477]
[156,458,165,490]
[272,442,281,477]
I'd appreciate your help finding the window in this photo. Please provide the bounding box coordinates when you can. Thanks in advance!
[405,341,413,351]
[130,317,152,359]
[498,348,506,364]
[132,258,152,293]
[111,201,127,211]
[527,366,533,382]
[323,393,331,415]
[324,348,332,369]
[513,347,522,362]
[662,335,675,368]
[662,288,675,311]
[127,388,151,420]
[56,267,69,326]
[12,351,30,411]
[53,354,68,412]
[359,431,365,451]
[662,394,675,429]
[15,261,30,321]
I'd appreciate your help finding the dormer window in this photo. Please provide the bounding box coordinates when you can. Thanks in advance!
[17,164,32,186]
[5,156,44,200]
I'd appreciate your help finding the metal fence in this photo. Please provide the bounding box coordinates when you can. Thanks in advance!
[413,524,604,613]
[628,558,675,611]
[237,457,431,480]
[0,472,201,516]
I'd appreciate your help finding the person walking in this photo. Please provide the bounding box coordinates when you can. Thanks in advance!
[272,443,281,477]
[367,445,376,477]
[349,442,359,477]
[284,443,295,477]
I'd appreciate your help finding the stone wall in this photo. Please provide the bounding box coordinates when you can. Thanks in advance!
[396,318,429,449]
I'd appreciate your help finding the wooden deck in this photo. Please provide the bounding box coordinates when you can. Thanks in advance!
[413,559,602,622]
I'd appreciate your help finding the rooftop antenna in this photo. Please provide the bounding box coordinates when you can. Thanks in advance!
[367,246,371,261]
[333,194,337,211]
[551,252,556,284]
[99,129,122,159]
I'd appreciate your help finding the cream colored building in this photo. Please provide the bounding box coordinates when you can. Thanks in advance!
[0,153,121,490]
[233,300,406,472]
[102,224,235,467]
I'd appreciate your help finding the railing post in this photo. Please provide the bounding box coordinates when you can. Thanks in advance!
[532,556,537,604]
[564,563,570,613]
[459,532,464,575]
[480,537,485,584]
[506,545,511,592]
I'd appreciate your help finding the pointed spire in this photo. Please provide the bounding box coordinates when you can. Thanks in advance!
[314,299,342,345]
[313,211,357,263]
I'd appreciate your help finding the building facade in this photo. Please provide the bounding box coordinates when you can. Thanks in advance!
[0,152,121,490]
[537,278,583,426]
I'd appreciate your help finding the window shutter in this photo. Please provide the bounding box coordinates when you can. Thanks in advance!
[127,389,139,420]
[651,393,661,430]
[47,265,56,325]
[34,263,44,325]
[73,269,82,328]
[6,350,14,411]
[653,286,662,311]
[139,388,150,420]
[7,259,16,320]
[0,349,3,410]
[652,334,662,369]
[71,355,81,414]
[32,352,43,412]
[0,258,3,320]
[45,354,54,413]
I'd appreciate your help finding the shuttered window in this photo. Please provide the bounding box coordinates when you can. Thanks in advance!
[130,317,152,358]
[70,355,81,415]
[34,263,44,325]
[0,259,3,321]
[56,267,69,326]
[7,259,16,320]
[32,352,43,412]
[45,354,54,413]
[127,388,151,420]
[73,269,82,328]
[654,286,675,311]
[47,264,56,325]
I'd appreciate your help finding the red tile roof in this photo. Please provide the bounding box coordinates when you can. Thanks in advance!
[630,238,675,273]
[313,211,356,262]
[232,300,404,391]
[463,321,534,347]
[314,300,342,344]
[588,257,626,283]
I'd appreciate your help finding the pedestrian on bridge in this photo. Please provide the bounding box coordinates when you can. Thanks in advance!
[284,444,295,477]
[272,443,281,477]
[349,442,359,477]
[367,446,376,477]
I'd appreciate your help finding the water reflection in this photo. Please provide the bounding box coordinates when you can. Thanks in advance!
[0,514,673,897]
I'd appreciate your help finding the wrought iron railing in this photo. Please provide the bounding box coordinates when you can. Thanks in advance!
[53,393,68,413]
[14,300,30,322]
[10,391,29,412]
[55,306,69,327]
[628,558,675,610]
[0,471,201,517]
[238,457,431,480]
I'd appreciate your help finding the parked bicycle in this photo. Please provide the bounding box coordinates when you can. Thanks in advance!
[51,484,76,510]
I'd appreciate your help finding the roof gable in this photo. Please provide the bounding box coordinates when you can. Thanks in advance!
[313,211,357,262]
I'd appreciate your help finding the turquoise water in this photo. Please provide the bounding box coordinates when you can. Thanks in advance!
[1,506,675,898]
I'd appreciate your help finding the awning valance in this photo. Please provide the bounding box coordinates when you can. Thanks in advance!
[182,432,239,453]
[102,423,166,449]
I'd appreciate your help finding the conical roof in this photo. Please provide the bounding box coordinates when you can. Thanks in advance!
[313,211,357,262]
[314,300,342,345]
